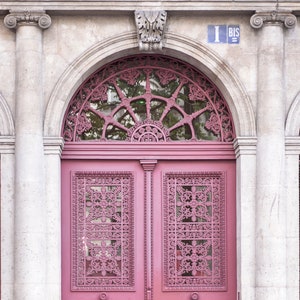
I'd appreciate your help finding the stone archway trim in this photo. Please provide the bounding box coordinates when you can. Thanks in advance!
[0,93,14,136]
[286,91,300,136]
[44,31,255,138]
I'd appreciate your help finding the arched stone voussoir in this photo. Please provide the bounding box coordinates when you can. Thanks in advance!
[0,93,14,136]
[44,31,255,138]
[286,91,300,136]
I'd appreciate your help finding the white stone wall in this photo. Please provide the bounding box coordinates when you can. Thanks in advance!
[0,2,299,300]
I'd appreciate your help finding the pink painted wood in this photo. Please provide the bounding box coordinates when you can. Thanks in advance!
[61,55,236,300]
[152,160,236,300]
[62,159,236,300]
[62,160,146,300]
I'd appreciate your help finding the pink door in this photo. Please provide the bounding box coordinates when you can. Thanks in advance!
[61,54,237,300]
[152,160,236,300]
[62,160,146,300]
[62,159,236,300]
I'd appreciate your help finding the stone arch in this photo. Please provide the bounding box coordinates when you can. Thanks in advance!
[0,93,14,135]
[44,32,255,137]
[286,92,300,136]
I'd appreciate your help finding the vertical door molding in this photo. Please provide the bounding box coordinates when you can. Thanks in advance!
[234,137,257,300]
[140,160,157,300]
[0,151,15,300]
[44,137,64,300]
[285,138,300,300]
[285,87,300,300]
[0,139,15,300]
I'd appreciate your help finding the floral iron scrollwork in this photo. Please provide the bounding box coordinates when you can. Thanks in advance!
[163,172,227,291]
[63,55,235,143]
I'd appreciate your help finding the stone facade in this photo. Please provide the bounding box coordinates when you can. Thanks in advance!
[0,1,299,300]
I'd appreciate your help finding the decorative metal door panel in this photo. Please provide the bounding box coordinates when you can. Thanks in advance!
[163,172,226,290]
[72,171,134,290]
[62,160,145,300]
[62,160,236,300]
[152,161,236,300]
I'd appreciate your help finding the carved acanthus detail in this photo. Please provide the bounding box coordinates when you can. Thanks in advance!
[250,11,296,29]
[135,10,167,51]
[4,9,51,29]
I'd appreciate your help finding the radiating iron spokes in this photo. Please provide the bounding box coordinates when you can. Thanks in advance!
[63,55,235,142]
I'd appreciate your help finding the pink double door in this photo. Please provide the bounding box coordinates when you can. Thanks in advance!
[62,159,236,300]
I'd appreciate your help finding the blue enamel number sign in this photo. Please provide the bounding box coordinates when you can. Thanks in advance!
[208,25,240,44]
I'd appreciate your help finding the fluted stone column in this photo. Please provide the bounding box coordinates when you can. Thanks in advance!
[250,11,296,300]
[4,10,51,300]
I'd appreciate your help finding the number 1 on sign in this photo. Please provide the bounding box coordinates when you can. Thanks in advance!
[214,25,220,43]
[207,25,227,43]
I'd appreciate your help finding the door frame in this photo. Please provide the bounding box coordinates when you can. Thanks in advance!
[61,142,236,300]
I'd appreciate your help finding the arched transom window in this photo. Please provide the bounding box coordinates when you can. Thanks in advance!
[62,55,235,143]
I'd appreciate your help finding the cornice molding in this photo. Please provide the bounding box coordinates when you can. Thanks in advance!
[61,143,236,160]
[285,136,300,155]
[0,136,15,154]
[233,137,257,157]
[1,2,300,15]
[250,10,297,29]
[4,9,51,30]
[43,137,64,156]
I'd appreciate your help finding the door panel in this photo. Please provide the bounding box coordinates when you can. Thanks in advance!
[62,160,145,300]
[152,161,236,300]
[62,159,236,300]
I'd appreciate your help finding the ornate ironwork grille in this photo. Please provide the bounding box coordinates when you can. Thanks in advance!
[63,55,235,143]
[163,172,226,291]
[72,171,135,291]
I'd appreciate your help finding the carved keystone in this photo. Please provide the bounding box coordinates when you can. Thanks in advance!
[250,10,296,29]
[135,10,167,51]
[4,9,51,29]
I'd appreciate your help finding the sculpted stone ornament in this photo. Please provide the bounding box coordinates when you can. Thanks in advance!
[135,10,167,51]
[250,10,296,29]
[4,9,51,29]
